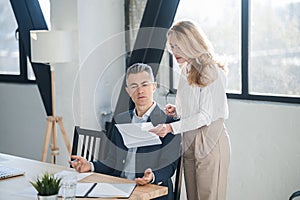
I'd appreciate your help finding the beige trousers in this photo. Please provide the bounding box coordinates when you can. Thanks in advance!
[183,119,230,200]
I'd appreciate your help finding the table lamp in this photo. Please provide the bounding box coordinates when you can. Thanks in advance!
[30,30,72,163]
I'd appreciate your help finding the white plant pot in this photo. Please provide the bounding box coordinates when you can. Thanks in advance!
[37,194,58,200]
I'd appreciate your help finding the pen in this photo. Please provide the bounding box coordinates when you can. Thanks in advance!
[84,183,97,197]
[69,159,79,168]
[69,159,78,168]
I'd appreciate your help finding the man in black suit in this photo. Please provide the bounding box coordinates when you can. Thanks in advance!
[70,63,181,200]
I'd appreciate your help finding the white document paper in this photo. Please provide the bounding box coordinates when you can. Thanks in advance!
[115,122,162,148]
[70,182,136,198]
[88,183,136,198]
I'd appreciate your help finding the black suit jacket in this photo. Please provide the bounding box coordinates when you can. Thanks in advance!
[93,105,181,200]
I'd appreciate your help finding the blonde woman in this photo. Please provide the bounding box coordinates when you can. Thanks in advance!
[150,20,231,200]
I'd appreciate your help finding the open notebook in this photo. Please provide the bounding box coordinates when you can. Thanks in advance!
[65,182,136,198]
[0,165,25,180]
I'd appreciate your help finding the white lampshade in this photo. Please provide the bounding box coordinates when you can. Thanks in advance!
[30,30,72,63]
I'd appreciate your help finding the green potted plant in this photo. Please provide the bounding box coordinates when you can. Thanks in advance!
[30,172,62,200]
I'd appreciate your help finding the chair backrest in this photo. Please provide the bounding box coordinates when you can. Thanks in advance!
[290,190,300,200]
[71,126,108,161]
[174,154,183,200]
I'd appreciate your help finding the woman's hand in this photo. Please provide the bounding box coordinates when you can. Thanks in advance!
[68,155,92,173]
[149,124,173,138]
[164,104,177,117]
[135,168,154,185]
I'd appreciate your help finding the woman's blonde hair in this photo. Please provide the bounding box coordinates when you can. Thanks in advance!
[167,20,226,87]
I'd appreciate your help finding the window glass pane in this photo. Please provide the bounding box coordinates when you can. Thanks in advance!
[28,0,49,81]
[250,0,300,97]
[0,0,19,75]
[38,0,51,29]
[128,0,147,50]
[171,0,241,93]
[27,58,35,80]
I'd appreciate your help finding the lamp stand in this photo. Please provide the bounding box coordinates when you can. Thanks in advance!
[41,66,71,163]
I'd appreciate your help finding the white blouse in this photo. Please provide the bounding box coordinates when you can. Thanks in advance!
[171,64,229,134]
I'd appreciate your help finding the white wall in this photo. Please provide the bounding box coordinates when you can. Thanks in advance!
[0,83,45,160]
[226,100,300,200]
[51,0,125,164]
[1,1,300,200]
[76,0,125,131]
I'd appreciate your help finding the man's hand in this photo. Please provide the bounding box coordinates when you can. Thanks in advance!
[149,124,173,138]
[135,168,154,186]
[68,155,92,173]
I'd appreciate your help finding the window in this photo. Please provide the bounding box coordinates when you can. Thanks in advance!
[170,0,241,94]
[0,0,19,76]
[249,0,300,98]
[0,0,50,83]
[167,0,300,103]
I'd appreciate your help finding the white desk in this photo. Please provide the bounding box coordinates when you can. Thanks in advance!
[0,153,168,200]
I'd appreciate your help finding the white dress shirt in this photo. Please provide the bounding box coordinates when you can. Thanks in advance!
[121,102,156,180]
[90,102,157,181]
[171,64,229,134]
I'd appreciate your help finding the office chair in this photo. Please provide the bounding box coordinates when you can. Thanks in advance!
[289,190,300,200]
[71,126,108,162]
[174,154,183,200]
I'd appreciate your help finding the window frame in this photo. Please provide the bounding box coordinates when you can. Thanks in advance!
[0,30,35,84]
[0,0,50,84]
